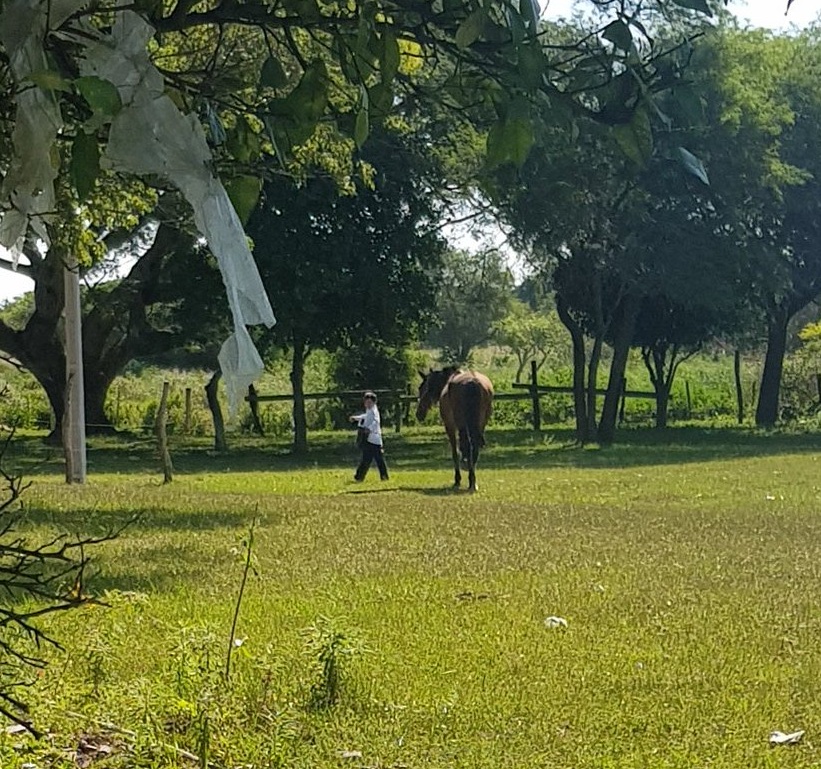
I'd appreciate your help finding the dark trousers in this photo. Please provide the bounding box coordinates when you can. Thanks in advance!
[355,441,389,480]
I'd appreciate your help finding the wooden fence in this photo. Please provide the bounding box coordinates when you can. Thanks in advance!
[245,361,657,432]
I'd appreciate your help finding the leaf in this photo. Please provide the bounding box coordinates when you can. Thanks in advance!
[367,81,394,120]
[354,107,369,148]
[75,76,122,116]
[486,116,534,168]
[672,85,705,125]
[613,109,652,166]
[225,175,262,225]
[517,42,544,89]
[259,55,289,89]
[25,69,72,92]
[380,29,400,84]
[678,147,710,185]
[455,7,487,49]
[70,131,100,201]
[670,0,713,15]
[226,115,260,162]
[520,0,540,29]
[602,20,633,51]
[354,86,369,148]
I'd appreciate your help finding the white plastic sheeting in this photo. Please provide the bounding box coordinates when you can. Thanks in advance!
[0,2,275,414]
[0,0,86,259]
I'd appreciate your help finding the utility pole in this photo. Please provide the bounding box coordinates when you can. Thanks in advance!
[64,256,86,483]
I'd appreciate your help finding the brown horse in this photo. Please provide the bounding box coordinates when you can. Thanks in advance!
[416,367,494,492]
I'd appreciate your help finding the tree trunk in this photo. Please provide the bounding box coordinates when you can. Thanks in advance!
[291,337,308,454]
[84,367,119,435]
[586,334,603,440]
[734,349,744,425]
[556,295,588,443]
[598,295,640,446]
[642,346,670,430]
[756,304,790,428]
[205,370,227,451]
[0,224,187,443]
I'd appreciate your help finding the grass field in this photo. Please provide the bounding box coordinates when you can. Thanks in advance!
[3,426,821,768]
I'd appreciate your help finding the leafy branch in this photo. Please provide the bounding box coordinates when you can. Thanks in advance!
[0,424,124,736]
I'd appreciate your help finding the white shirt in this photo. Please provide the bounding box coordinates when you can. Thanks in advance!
[353,404,383,446]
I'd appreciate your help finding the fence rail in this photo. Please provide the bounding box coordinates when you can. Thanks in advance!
[245,361,658,433]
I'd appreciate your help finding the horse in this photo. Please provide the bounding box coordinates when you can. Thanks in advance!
[416,367,494,492]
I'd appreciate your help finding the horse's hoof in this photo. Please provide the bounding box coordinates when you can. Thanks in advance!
[468,485,478,493]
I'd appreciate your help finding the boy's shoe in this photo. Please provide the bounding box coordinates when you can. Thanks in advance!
[380,475,390,481]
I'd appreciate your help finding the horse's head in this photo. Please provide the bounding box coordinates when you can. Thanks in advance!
[416,367,458,422]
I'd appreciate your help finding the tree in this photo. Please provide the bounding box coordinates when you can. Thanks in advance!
[685,27,821,427]
[246,128,446,452]
[0,0,729,446]
[427,248,513,364]
[492,300,565,383]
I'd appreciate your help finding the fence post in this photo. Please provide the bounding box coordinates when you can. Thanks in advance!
[734,350,744,424]
[618,377,627,424]
[394,392,402,433]
[405,383,412,425]
[530,361,541,432]
[156,381,173,484]
[247,383,264,436]
[184,386,192,433]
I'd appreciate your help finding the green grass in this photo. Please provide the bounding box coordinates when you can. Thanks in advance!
[4,426,821,768]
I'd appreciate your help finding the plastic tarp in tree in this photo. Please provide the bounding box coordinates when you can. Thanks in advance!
[0,1,275,413]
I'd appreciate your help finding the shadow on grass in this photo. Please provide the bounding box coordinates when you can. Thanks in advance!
[15,504,260,537]
[6,425,821,478]
[400,486,470,497]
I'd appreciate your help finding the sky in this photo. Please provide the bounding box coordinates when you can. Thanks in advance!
[0,0,818,304]
[542,0,819,28]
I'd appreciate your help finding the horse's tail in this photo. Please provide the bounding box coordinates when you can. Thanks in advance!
[464,379,484,457]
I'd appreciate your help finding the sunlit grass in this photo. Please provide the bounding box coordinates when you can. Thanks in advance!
[4,426,821,767]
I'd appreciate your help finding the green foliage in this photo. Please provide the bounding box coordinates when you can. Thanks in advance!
[427,248,513,364]
[492,301,567,382]
[9,423,821,766]
[0,368,51,430]
[302,616,369,710]
[248,127,447,358]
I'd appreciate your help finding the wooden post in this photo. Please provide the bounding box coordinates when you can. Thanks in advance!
[247,383,264,436]
[618,377,627,424]
[394,392,402,433]
[156,381,173,484]
[64,257,86,484]
[685,381,692,418]
[404,383,412,424]
[184,387,192,434]
[205,371,227,451]
[734,350,744,424]
[530,361,541,432]
[115,384,122,428]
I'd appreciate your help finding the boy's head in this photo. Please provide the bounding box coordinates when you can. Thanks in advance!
[363,391,377,405]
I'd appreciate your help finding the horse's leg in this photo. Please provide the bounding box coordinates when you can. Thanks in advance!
[446,424,461,488]
[466,434,478,492]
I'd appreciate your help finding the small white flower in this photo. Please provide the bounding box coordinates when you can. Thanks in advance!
[233,637,246,648]
[544,616,568,629]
